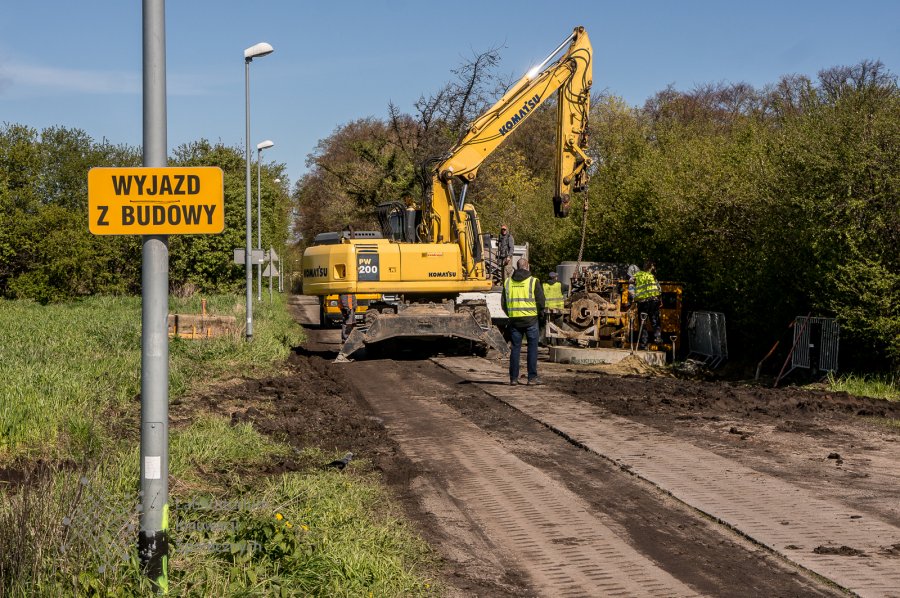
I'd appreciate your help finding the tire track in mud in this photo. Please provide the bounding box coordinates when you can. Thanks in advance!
[344,360,700,597]
[435,356,900,598]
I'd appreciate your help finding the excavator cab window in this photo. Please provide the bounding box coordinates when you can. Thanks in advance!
[387,211,403,241]
[376,202,421,242]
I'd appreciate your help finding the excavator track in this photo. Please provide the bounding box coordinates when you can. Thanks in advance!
[336,302,508,361]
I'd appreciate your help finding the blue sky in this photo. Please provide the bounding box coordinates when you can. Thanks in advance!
[2,1,898,188]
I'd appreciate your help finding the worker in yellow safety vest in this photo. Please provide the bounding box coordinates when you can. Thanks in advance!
[631,260,663,349]
[540,271,565,347]
[542,271,565,312]
[502,258,546,386]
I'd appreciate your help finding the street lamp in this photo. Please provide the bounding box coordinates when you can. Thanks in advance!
[274,178,283,293]
[257,140,274,301]
[244,41,273,340]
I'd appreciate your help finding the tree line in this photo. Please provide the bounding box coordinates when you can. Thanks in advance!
[1,56,896,370]
[294,56,899,370]
[0,129,290,302]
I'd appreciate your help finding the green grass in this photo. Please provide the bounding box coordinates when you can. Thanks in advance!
[827,372,900,402]
[0,415,436,597]
[0,296,141,461]
[168,446,436,596]
[168,294,304,397]
[0,294,439,596]
[0,294,303,462]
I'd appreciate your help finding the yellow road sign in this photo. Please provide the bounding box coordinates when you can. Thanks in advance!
[88,167,224,235]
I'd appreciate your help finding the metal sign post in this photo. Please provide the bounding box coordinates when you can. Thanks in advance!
[232,248,266,265]
[140,0,169,590]
[86,3,221,589]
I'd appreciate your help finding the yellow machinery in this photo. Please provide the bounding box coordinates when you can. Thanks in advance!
[320,293,383,328]
[545,263,683,355]
[303,27,592,359]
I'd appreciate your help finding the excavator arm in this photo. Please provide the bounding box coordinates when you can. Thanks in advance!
[423,25,593,264]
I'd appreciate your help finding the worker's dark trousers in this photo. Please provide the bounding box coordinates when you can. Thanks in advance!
[637,299,661,347]
[340,308,355,342]
[509,320,540,383]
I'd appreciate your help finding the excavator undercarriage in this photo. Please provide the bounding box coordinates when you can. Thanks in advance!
[337,298,507,361]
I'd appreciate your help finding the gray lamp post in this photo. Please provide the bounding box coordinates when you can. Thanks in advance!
[256,140,274,301]
[257,140,274,301]
[274,177,283,293]
[243,41,273,339]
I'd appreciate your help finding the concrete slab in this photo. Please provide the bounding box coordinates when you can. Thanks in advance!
[548,346,666,366]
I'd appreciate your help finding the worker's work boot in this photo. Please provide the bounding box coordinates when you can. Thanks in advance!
[527,377,544,386]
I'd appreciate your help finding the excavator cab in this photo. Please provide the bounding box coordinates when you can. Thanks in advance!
[376,202,421,243]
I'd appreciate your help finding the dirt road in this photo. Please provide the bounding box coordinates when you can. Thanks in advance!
[201,296,900,597]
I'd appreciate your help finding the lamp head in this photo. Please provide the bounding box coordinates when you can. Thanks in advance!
[257,140,275,151]
[244,42,274,61]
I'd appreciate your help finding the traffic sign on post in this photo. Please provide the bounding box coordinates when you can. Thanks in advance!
[88,167,224,235]
[233,248,266,264]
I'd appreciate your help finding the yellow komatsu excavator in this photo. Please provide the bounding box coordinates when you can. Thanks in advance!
[303,26,592,360]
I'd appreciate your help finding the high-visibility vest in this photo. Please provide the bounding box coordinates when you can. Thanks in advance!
[542,281,565,310]
[504,276,538,317]
[633,271,661,301]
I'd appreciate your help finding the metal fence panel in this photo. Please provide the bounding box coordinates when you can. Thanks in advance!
[792,317,840,373]
[687,311,728,368]
[820,318,840,372]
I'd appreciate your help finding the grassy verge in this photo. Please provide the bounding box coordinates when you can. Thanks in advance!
[827,372,899,402]
[0,294,302,463]
[0,294,438,596]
